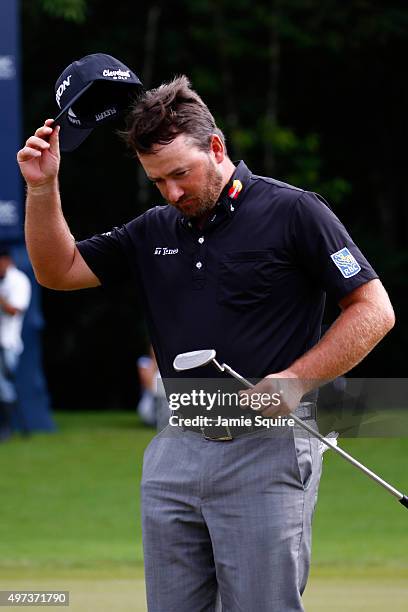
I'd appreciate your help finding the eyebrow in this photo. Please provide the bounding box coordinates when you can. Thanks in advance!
[148,166,188,181]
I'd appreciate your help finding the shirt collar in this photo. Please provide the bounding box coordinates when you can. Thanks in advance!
[179,160,252,230]
[217,160,252,216]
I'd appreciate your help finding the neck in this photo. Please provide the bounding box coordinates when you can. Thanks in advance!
[195,160,237,230]
[221,158,236,192]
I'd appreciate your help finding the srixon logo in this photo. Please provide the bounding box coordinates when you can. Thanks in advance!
[56,75,72,107]
[154,247,179,256]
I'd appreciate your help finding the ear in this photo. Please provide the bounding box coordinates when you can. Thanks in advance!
[210,134,225,164]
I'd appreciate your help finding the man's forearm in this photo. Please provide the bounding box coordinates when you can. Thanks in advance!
[25,181,77,288]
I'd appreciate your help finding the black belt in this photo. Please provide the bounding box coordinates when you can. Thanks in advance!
[180,402,316,441]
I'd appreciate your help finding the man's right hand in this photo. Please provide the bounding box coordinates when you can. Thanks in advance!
[17,119,60,188]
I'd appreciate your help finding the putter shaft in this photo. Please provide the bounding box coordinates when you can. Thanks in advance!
[173,350,408,509]
[227,364,408,507]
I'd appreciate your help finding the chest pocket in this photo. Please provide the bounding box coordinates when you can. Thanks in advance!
[217,250,279,309]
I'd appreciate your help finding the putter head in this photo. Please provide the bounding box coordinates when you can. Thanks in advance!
[173,349,217,372]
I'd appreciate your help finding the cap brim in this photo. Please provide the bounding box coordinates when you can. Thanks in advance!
[53,82,94,126]
[56,112,94,152]
[52,81,94,152]
[52,79,143,152]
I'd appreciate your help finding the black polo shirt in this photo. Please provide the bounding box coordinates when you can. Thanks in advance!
[77,161,378,380]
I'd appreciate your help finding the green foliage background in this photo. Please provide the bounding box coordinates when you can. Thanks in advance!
[20,0,408,408]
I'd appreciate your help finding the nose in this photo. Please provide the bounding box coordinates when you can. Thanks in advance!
[165,180,184,204]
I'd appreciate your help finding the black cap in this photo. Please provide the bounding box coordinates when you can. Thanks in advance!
[53,53,143,152]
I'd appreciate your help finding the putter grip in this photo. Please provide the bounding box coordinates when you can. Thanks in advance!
[399,495,408,509]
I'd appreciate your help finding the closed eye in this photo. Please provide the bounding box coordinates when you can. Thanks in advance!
[148,170,188,183]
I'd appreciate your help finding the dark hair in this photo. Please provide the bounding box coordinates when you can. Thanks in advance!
[121,75,226,154]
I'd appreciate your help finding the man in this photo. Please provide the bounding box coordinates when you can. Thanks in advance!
[17,76,394,611]
[0,248,31,440]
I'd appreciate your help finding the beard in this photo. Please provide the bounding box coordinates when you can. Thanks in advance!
[171,159,224,219]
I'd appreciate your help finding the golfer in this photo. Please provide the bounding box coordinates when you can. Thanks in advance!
[17,75,395,611]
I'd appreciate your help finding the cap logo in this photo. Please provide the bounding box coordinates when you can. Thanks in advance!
[67,108,81,126]
[95,108,117,122]
[102,68,131,80]
[56,75,72,107]
[228,179,243,200]
[330,247,361,278]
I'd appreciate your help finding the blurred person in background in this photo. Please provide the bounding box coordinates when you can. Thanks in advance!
[137,345,170,431]
[0,248,31,441]
[137,346,158,427]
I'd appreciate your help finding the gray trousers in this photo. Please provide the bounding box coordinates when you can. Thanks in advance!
[141,422,322,612]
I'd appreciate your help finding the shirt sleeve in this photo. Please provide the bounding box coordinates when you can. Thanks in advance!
[290,191,378,301]
[76,224,135,287]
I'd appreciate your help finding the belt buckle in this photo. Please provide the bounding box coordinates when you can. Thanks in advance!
[297,401,316,421]
[200,425,233,441]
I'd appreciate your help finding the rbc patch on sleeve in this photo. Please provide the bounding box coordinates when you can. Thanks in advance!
[330,247,361,278]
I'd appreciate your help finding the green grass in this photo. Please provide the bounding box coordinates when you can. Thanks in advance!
[0,412,153,570]
[1,412,408,610]
[313,437,408,572]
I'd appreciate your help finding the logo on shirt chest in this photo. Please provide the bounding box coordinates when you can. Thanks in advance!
[154,247,179,256]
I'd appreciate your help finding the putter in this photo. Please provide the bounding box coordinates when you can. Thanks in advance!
[173,349,408,510]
